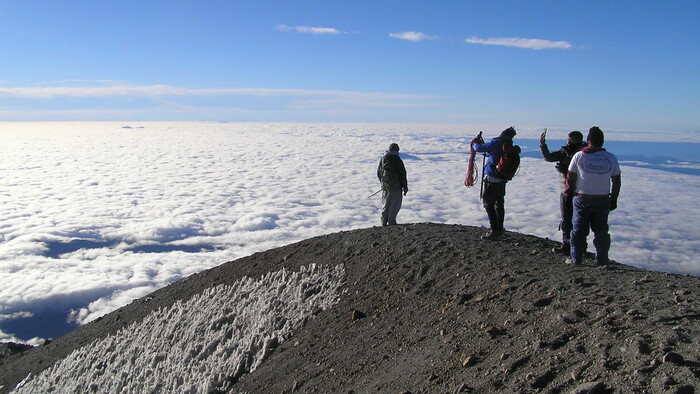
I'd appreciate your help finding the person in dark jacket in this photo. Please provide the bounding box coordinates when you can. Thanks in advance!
[540,129,586,254]
[471,127,517,239]
[377,143,408,226]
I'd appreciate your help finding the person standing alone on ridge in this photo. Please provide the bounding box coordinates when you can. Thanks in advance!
[471,126,517,239]
[540,129,587,254]
[565,126,621,266]
[377,143,408,226]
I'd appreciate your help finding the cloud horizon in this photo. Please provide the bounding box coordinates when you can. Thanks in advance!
[1,122,698,344]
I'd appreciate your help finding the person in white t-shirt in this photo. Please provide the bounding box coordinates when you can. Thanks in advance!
[564,127,622,266]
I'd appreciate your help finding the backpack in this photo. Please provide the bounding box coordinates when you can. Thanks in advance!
[495,142,521,181]
[380,156,401,191]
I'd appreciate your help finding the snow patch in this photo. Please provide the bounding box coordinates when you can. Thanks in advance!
[13,264,345,393]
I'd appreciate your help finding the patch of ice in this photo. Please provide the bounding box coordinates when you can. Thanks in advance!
[12,264,345,393]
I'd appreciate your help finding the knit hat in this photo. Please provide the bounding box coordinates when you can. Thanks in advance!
[587,127,605,147]
[499,126,516,138]
[388,143,400,152]
[568,131,584,142]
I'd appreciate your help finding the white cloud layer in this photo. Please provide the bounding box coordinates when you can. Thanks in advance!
[276,24,342,35]
[389,31,438,41]
[465,36,572,50]
[0,122,698,343]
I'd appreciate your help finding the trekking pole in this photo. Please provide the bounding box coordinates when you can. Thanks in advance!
[479,153,487,200]
[367,189,382,199]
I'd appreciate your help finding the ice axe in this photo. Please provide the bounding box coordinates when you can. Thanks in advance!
[471,131,486,200]
[479,153,487,199]
[367,189,382,199]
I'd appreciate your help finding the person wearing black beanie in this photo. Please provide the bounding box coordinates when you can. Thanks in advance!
[377,143,408,226]
[471,126,518,239]
[587,126,605,147]
[540,129,587,254]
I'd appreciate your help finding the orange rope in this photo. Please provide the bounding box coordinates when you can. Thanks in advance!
[464,135,481,188]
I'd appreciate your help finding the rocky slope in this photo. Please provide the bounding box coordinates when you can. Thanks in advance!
[1,223,699,393]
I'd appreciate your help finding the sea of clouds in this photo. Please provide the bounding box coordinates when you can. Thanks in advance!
[1,122,698,344]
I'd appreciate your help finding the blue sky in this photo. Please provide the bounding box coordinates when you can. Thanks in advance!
[1,1,699,134]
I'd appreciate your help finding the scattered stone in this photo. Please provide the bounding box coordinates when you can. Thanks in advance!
[456,294,472,305]
[561,310,587,324]
[462,356,476,367]
[675,385,695,394]
[667,375,680,386]
[662,352,684,364]
[507,355,532,374]
[418,266,429,277]
[635,340,651,355]
[550,332,574,349]
[500,276,515,289]
[454,383,469,393]
[531,368,557,389]
[534,297,554,307]
[638,359,660,374]
[351,310,366,321]
[567,381,605,394]
[485,326,505,338]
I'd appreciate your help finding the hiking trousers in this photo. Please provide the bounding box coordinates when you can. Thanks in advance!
[482,179,506,231]
[382,189,403,226]
[570,195,611,265]
[559,193,574,243]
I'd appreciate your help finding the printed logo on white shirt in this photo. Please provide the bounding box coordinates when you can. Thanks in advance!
[581,155,615,174]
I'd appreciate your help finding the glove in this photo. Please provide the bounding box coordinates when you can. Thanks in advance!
[610,196,618,211]
[403,187,408,196]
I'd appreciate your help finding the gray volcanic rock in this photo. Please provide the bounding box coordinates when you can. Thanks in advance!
[1,223,699,393]
[0,344,32,366]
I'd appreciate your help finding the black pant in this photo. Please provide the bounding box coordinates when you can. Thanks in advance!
[559,193,574,243]
[482,179,506,231]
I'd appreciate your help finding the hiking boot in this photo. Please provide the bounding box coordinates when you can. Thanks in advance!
[552,242,570,255]
[481,230,502,240]
[564,258,578,265]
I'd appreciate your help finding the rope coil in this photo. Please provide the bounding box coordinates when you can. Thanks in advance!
[464,133,482,188]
